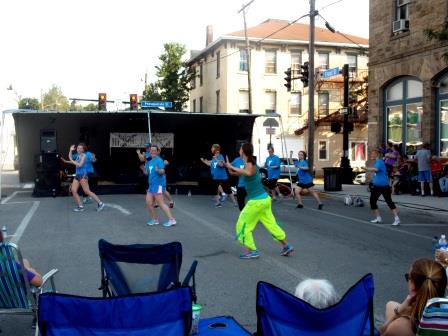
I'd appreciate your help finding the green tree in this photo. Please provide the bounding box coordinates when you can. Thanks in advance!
[83,103,98,111]
[42,85,69,111]
[141,82,163,109]
[425,25,448,61]
[69,100,84,111]
[18,98,40,110]
[154,43,195,111]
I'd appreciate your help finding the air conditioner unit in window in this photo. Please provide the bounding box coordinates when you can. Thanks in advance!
[392,19,409,33]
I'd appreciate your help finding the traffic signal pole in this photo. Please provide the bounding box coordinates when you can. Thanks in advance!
[308,0,316,169]
[340,63,353,183]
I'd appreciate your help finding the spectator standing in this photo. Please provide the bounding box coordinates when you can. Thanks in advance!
[415,143,434,196]
[384,144,400,181]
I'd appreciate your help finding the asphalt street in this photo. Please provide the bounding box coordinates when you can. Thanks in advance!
[0,190,447,335]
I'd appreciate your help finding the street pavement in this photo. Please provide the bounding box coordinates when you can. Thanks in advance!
[0,172,447,335]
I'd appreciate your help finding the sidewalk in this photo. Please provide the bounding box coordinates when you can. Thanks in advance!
[314,182,448,213]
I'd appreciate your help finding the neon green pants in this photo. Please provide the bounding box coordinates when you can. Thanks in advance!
[235,197,286,251]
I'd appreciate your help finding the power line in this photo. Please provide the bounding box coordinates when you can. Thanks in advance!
[318,0,345,12]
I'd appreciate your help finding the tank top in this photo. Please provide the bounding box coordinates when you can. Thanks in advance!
[244,164,268,200]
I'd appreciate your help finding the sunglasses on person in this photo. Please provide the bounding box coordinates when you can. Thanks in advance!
[405,273,410,282]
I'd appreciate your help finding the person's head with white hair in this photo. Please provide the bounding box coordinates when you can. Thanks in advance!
[294,279,339,309]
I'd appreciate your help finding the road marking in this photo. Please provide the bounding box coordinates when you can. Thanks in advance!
[1,190,30,204]
[104,203,131,215]
[307,208,431,240]
[10,201,40,245]
[175,205,308,281]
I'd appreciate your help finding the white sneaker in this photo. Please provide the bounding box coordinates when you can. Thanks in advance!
[392,218,401,226]
[370,218,382,223]
[163,219,177,227]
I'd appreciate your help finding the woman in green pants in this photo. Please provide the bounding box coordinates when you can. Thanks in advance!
[225,143,294,259]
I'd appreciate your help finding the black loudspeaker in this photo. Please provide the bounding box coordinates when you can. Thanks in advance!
[331,122,341,133]
[36,153,61,172]
[33,172,61,197]
[40,129,57,153]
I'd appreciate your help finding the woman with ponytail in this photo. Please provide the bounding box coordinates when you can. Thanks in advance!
[380,258,447,335]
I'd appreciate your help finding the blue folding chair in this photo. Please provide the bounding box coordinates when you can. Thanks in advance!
[256,273,375,336]
[98,239,198,301]
[38,286,192,336]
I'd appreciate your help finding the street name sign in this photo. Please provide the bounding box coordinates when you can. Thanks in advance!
[140,101,173,108]
[320,67,340,79]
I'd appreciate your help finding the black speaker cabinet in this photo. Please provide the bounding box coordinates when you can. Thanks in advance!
[40,129,57,153]
[36,153,61,172]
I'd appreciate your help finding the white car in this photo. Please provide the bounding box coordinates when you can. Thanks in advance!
[354,173,366,185]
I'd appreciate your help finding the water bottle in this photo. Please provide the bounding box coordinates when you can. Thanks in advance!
[187,190,192,197]
[439,234,448,251]
[433,236,440,253]
[1,226,7,241]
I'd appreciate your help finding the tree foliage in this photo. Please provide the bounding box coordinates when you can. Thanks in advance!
[151,43,195,111]
[83,103,98,111]
[42,85,69,111]
[18,98,40,110]
[424,24,448,62]
[141,82,163,108]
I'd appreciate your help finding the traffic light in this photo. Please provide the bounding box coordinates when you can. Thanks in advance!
[98,93,107,111]
[130,94,138,110]
[284,68,292,92]
[300,62,309,88]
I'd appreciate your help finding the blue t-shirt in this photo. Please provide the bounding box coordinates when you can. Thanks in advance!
[295,160,313,184]
[84,152,95,173]
[231,157,245,187]
[373,159,389,186]
[146,156,166,187]
[211,154,228,180]
[265,155,281,179]
[74,153,86,176]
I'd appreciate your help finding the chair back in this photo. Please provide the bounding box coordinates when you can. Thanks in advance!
[256,273,375,336]
[416,297,448,335]
[0,241,33,309]
[98,239,182,296]
[38,286,193,336]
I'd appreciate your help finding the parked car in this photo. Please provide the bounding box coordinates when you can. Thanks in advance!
[354,172,366,185]
[260,158,298,182]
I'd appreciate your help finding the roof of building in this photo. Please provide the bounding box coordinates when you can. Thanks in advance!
[188,19,368,63]
[226,19,369,45]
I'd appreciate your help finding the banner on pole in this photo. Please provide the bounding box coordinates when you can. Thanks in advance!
[110,133,174,148]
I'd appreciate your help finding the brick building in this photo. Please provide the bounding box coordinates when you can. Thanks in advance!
[369,0,448,157]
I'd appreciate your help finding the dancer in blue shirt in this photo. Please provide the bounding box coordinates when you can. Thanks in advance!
[263,146,282,200]
[230,147,247,211]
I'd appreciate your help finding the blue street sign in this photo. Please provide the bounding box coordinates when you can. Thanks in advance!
[320,67,340,78]
[140,101,173,108]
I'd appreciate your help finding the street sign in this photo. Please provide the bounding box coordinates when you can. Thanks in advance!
[266,127,276,135]
[320,67,340,79]
[140,101,173,108]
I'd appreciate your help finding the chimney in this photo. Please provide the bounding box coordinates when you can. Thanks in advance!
[206,25,213,46]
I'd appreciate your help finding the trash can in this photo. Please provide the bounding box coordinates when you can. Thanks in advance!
[323,167,342,191]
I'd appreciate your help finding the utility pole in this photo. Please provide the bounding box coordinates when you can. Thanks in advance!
[340,63,353,183]
[308,0,316,169]
[238,0,254,114]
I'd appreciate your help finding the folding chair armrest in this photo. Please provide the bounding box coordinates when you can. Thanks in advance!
[39,268,58,292]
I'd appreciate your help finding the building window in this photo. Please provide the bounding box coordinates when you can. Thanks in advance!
[216,51,220,78]
[192,99,196,113]
[190,67,196,89]
[318,140,329,161]
[239,49,248,72]
[350,141,367,162]
[318,52,329,70]
[239,90,249,113]
[385,77,423,155]
[290,92,301,115]
[265,91,276,114]
[216,90,220,113]
[318,91,329,116]
[199,63,203,86]
[396,0,409,20]
[437,74,448,157]
[291,50,302,72]
[347,54,357,73]
[199,96,203,113]
[265,50,277,74]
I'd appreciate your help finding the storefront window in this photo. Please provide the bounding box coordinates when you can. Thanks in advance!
[440,99,448,157]
[384,77,422,155]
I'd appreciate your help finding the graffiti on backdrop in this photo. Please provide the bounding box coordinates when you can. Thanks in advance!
[109,133,174,148]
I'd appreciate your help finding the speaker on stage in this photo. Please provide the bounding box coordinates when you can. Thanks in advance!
[40,129,57,153]
[33,171,61,197]
[35,153,61,172]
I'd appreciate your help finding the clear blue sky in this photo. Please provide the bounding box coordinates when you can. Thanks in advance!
[0,0,368,104]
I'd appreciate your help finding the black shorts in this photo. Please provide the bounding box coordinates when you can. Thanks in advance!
[75,174,88,181]
[212,179,231,194]
[263,178,278,190]
[296,182,314,189]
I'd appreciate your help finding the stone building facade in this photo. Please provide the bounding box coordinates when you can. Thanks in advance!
[369,0,448,157]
